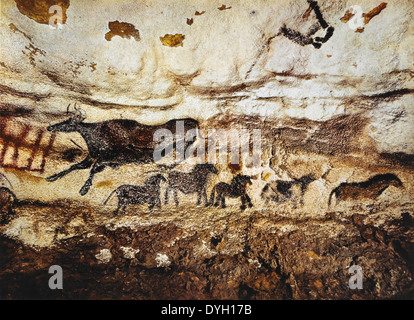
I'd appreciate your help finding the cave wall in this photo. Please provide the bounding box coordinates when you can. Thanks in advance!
[0,0,413,299]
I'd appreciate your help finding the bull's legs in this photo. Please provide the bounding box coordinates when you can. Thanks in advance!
[240,194,247,210]
[156,194,162,209]
[214,191,220,207]
[203,188,208,207]
[113,203,122,215]
[220,194,226,208]
[79,161,107,196]
[197,188,207,206]
[196,190,202,206]
[47,156,93,182]
[173,188,179,206]
[245,193,253,208]
[164,187,170,205]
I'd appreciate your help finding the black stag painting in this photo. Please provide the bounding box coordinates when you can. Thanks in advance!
[46,104,200,195]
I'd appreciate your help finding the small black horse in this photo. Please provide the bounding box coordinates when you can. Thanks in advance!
[209,174,253,210]
[165,163,218,206]
[104,174,166,215]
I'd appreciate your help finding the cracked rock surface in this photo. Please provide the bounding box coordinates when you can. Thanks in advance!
[0,0,413,299]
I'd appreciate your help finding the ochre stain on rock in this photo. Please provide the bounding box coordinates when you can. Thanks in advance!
[96,180,115,188]
[302,5,313,20]
[14,0,70,25]
[160,34,185,47]
[363,2,387,24]
[105,21,140,41]
[340,2,387,33]
[195,10,205,16]
[9,23,32,42]
[218,4,232,11]
[339,10,355,23]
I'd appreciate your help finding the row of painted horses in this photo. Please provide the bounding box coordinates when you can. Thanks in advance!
[104,164,253,215]
[0,167,404,219]
[102,163,404,215]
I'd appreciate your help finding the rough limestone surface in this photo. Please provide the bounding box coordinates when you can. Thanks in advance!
[0,0,413,299]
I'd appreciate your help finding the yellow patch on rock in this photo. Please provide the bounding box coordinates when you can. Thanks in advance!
[105,21,140,42]
[160,34,185,47]
[14,0,70,25]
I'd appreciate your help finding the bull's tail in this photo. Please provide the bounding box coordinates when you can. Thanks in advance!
[208,185,216,206]
[104,189,117,205]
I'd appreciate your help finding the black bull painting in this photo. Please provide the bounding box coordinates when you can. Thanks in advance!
[46,105,200,195]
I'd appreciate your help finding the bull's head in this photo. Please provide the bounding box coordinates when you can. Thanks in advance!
[47,103,86,133]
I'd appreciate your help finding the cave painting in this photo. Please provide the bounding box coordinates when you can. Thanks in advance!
[104,174,166,214]
[45,104,199,195]
[0,117,55,173]
[165,164,218,207]
[209,174,253,210]
[261,174,316,208]
[328,173,403,208]
[0,185,17,224]
[279,0,334,49]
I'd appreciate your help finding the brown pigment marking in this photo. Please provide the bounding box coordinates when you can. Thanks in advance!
[14,0,70,25]
[0,84,50,101]
[26,129,43,171]
[96,180,115,188]
[9,23,32,42]
[160,34,185,47]
[355,27,364,33]
[302,5,313,19]
[0,104,34,117]
[363,2,387,25]
[187,18,193,25]
[228,162,242,174]
[0,119,10,166]
[39,132,56,173]
[218,4,232,11]
[195,11,205,15]
[0,117,9,137]
[12,124,31,167]
[105,21,140,42]
[24,44,46,67]
[340,10,355,23]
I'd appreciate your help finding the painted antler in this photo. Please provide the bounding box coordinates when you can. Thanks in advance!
[73,103,86,121]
